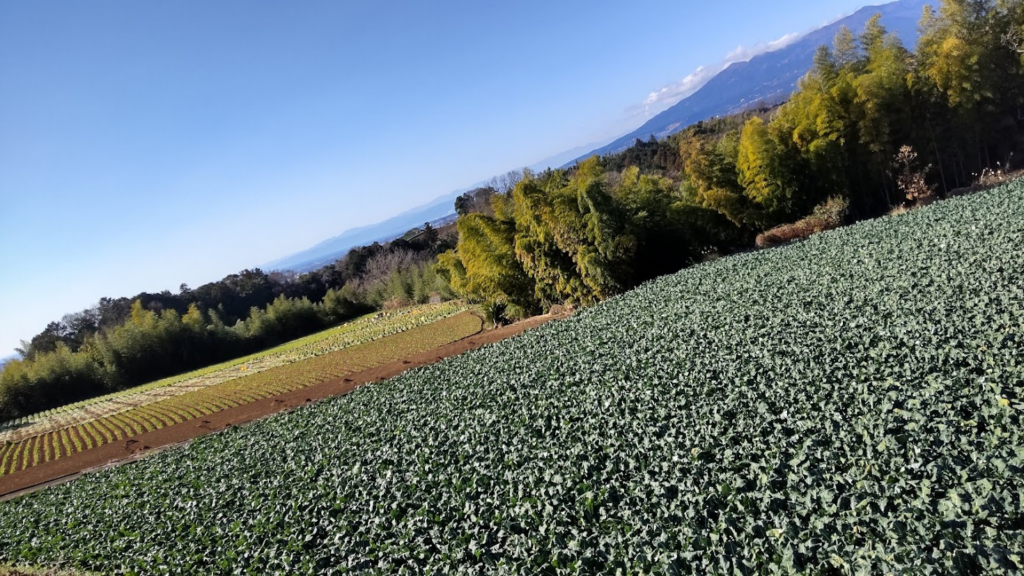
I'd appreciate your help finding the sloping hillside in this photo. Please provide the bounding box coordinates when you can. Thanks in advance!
[2,180,1021,573]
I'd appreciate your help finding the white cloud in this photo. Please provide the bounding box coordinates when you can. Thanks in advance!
[632,31,803,118]
[639,65,717,110]
[725,32,801,63]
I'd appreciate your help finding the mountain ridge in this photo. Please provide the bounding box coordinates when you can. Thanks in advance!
[263,189,468,273]
[263,141,615,273]
[565,0,926,165]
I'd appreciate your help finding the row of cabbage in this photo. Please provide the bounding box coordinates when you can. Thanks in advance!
[0,302,467,442]
[0,183,1021,573]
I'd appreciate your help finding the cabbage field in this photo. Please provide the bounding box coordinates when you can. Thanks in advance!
[0,182,1022,574]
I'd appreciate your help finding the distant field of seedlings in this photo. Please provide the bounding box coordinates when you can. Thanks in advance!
[0,307,481,476]
[0,302,467,442]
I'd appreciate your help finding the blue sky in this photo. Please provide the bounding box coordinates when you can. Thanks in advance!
[0,0,877,356]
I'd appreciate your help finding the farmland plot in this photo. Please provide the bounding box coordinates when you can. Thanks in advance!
[0,302,468,445]
[0,310,482,477]
[0,183,1022,574]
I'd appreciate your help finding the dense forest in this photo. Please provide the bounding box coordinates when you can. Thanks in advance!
[3,0,1023,420]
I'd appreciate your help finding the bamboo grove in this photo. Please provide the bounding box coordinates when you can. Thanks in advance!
[438,0,1024,321]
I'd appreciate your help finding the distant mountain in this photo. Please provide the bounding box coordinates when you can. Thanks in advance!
[566,0,927,164]
[0,354,20,368]
[265,190,467,273]
[526,140,615,172]
[265,141,616,273]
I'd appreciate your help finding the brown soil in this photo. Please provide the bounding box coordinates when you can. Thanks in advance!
[0,313,558,501]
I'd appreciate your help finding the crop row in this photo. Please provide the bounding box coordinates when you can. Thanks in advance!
[0,302,469,443]
[1,184,1021,573]
[0,312,483,477]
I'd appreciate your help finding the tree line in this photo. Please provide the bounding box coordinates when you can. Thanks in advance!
[1,224,455,420]
[437,0,1024,321]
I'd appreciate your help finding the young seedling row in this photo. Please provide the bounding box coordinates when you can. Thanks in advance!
[0,302,469,443]
[0,312,483,477]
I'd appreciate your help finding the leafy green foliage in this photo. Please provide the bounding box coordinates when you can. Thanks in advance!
[1,180,1021,574]
[440,160,743,322]
[677,0,1024,227]
[511,159,634,305]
